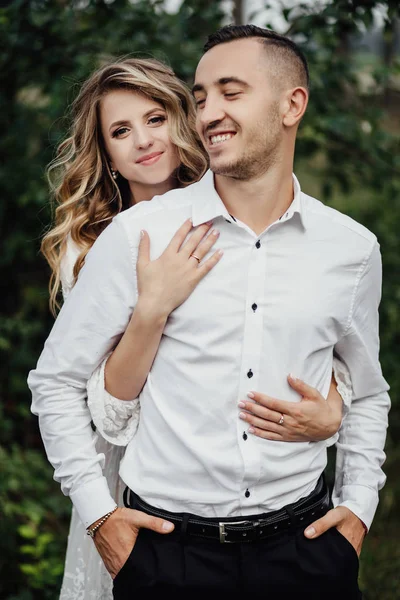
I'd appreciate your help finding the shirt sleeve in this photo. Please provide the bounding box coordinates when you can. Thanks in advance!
[60,236,81,300]
[332,240,391,530]
[87,353,140,447]
[28,219,138,527]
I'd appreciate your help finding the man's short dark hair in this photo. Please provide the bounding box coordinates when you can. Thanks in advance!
[203,24,309,90]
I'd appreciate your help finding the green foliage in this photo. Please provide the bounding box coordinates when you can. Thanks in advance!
[1,0,399,598]
[0,444,70,598]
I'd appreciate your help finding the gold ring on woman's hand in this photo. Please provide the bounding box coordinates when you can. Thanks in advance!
[278,414,284,425]
[190,254,200,263]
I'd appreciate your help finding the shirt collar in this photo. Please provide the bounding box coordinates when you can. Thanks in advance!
[191,170,232,226]
[284,173,307,229]
[191,170,307,229]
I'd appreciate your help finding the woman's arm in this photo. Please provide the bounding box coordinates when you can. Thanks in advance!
[238,361,352,442]
[104,219,222,400]
[104,302,168,400]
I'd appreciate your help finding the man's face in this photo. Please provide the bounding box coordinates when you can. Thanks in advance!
[193,38,283,180]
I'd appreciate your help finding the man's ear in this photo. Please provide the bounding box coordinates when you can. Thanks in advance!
[282,87,308,127]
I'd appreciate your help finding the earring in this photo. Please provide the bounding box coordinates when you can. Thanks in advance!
[111,168,118,180]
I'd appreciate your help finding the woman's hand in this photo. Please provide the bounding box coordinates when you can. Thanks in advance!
[137,218,222,318]
[238,374,343,442]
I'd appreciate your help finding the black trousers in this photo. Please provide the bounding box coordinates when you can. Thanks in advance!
[113,494,362,600]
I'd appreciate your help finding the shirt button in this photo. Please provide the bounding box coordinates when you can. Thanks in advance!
[251,303,257,312]
[242,431,248,441]
[245,489,250,498]
[255,240,261,249]
[247,369,253,378]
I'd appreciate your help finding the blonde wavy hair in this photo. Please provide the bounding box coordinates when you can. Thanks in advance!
[42,56,208,314]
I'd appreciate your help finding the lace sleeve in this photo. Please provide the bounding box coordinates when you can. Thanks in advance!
[322,356,353,449]
[332,355,353,420]
[87,353,140,447]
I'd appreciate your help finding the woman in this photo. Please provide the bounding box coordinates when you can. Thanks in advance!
[41,57,352,600]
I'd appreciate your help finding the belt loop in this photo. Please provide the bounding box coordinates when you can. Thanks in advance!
[284,505,298,532]
[123,486,130,508]
[180,513,190,542]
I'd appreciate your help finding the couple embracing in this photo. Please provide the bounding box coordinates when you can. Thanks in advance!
[29,24,390,600]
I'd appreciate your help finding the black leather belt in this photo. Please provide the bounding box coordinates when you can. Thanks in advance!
[123,476,330,544]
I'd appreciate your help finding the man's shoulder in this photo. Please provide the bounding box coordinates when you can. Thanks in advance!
[303,193,377,247]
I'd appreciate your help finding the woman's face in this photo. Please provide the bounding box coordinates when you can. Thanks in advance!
[100,89,180,202]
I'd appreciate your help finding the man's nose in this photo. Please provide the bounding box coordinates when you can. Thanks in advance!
[199,98,225,130]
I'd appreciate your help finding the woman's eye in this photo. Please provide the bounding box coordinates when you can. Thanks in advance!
[148,116,166,125]
[112,127,129,138]
[195,98,205,107]
[224,92,240,98]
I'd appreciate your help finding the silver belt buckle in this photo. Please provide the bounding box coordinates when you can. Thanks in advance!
[219,520,253,543]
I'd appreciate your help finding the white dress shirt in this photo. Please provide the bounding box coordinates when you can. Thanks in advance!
[28,170,390,530]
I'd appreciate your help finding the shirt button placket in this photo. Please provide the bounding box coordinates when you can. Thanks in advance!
[237,236,267,507]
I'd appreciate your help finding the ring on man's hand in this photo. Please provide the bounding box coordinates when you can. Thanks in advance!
[278,413,284,425]
[190,254,200,263]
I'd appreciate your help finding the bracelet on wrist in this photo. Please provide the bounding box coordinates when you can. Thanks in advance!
[86,505,118,539]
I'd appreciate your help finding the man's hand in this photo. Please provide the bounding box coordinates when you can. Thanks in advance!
[91,507,174,578]
[304,506,366,556]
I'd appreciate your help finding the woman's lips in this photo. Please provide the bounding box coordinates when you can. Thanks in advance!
[136,152,163,166]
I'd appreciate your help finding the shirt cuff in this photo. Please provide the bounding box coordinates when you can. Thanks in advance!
[332,483,378,531]
[70,476,117,528]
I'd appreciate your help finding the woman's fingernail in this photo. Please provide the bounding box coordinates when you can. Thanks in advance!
[162,521,174,532]
[238,401,246,408]
[248,427,255,434]
[288,373,298,381]
[211,229,220,236]
[247,392,255,399]
[239,412,246,420]
[140,230,145,238]
[217,249,224,257]
[305,526,315,538]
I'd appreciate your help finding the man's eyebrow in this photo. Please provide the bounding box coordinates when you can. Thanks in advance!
[192,83,204,95]
[192,77,250,95]
[217,77,249,88]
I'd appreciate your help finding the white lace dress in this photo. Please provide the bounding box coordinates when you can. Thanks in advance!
[58,239,353,600]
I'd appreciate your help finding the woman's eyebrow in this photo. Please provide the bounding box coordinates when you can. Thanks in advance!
[109,119,130,132]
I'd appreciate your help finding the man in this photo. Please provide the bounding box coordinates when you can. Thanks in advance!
[28,24,389,599]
